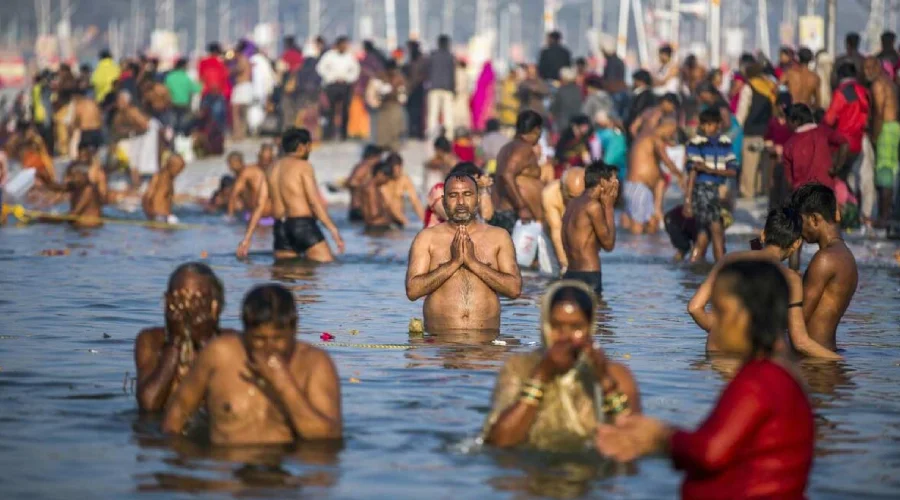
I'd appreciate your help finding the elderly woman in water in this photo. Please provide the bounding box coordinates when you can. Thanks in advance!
[596,260,814,498]
[483,281,641,451]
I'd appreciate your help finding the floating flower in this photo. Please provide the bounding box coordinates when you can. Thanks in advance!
[320,332,335,341]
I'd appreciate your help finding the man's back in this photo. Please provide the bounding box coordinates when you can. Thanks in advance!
[805,242,858,349]
[784,67,820,106]
[562,195,601,271]
[427,50,455,91]
[269,158,313,219]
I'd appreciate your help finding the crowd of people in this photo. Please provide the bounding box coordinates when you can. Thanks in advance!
[0,26,889,497]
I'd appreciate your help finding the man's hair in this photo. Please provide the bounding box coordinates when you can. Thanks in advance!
[882,31,897,47]
[797,47,814,65]
[585,74,604,89]
[570,114,591,128]
[227,151,244,162]
[335,36,349,46]
[745,62,764,79]
[549,31,562,43]
[632,69,652,86]
[716,261,789,357]
[99,49,112,60]
[168,262,225,307]
[373,160,394,178]
[836,61,857,80]
[282,127,311,153]
[433,136,452,152]
[584,160,617,189]
[575,57,587,67]
[362,144,382,159]
[443,170,478,189]
[764,207,802,249]
[438,35,451,49]
[515,110,544,135]
[696,81,718,97]
[385,152,403,167]
[175,58,188,70]
[485,118,501,133]
[450,162,483,179]
[698,108,721,125]
[659,44,673,57]
[846,32,861,50]
[779,46,795,57]
[241,284,297,331]
[791,183,837,223]
[208,42,222,54]
[284,36,297,48]
[787,103,815,126]
[661,93,680,107]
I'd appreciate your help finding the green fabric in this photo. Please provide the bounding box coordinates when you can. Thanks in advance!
[165,70,202,107]
[876,121,900,188]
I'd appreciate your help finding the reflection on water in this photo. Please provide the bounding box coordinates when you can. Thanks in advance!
[1,215,898,499]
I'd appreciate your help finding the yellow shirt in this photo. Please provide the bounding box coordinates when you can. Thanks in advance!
[91,58,121,102]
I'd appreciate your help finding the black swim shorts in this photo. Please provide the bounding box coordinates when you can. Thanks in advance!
[79,129,104,150]
[348,207,364,222]
[562,270,603,296]
[274,217,326,255]
[487,210,517,234]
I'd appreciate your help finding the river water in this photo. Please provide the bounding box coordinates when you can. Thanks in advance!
[1,208,898,499]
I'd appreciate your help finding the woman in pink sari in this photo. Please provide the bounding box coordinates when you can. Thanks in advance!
[470,62,496,132]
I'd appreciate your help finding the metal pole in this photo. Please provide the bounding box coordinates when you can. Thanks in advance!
[826,0,835,54]
[631,0,649,67]
[543,0,556,33]
[757,0,770,58]
[616,0,630,58]
[443,0,454,39]
[709,0,721,69]
[671,0,680,49]
[410,0,421,39]
[385,0,398,50]
[196,0,206,55]
[219,0,230,44]
[592,0,603,35]
[309,0,320,41]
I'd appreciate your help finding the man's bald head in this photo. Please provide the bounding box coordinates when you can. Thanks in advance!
[561,167,586,200]
[655,118,678,139]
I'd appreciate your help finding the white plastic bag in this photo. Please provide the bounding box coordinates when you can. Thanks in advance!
[512,220,542,267]
[247,104,266,134]
[174,135,195,164]
[3,168,36,201]
[537,229,559,276]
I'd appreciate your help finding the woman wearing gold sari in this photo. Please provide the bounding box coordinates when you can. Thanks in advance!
[483,281,641,451]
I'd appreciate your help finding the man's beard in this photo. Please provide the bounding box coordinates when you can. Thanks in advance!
[450,209,475,224]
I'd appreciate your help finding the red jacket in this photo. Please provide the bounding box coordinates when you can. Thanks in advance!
[198,56,231,100]
[824,79,869,154]
[782,124,845,190]
[671,359,814,499]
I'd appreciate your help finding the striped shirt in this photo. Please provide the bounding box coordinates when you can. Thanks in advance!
[686,134,738,185]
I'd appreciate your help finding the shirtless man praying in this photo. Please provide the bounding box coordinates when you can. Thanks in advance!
[791,184,858,352]
[406,171,522,333]
[622,119,681,234]
[491,111,545,233]
[163,283,342,444]
[863,56,900,226]
[561,161,619,294]
[143,154,186,223]
[229,144,275,220]
[781,48,821,107]
[237,128,344,261]
[134,263,235,412]
[541,167,585,275]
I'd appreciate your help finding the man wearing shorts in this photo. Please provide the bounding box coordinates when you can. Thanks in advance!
[863,57,899,226]
[622,119,681,234]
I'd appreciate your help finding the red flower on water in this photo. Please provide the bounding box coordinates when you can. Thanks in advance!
[320,332,335,342]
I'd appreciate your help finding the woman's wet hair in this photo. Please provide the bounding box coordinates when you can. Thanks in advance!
[515,110,544,135]
[241,284,298,331]
[763,207,802,249]
[717,261,789,357]
[167,262,225,307]
[584,160,617,190]
[549,285,594,320]
[791,183,837,223]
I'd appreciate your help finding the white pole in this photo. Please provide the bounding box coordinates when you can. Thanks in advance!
[631,0,650,67]
[219,0,230,44]
[757,0,770,58]
[671,0,680,50]
[806,0,815,15]
[510,3,521,51]
[196,0,206,56]
[410,0,421,39]
[826,0,836,54]
[385,0,398,50]
[499,6,510,62]
[709,0,720,69]
[592,0,603,34]
[543,0,556,33]
[616,0,630,58]
[443,0,454,39]
[309,0,320,41]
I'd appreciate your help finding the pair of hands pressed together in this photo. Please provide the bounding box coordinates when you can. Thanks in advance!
[449,224,479,268]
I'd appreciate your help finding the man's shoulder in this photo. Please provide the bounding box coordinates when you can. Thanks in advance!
[201,333,245,362]
[136,327,166,345]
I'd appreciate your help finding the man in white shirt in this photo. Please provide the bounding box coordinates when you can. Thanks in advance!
[316,36,361,141]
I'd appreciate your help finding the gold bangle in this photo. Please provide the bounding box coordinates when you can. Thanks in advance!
[521,386,544,400]
[523,378,545,391]
[519,394,541,407]
[601,392,631,417]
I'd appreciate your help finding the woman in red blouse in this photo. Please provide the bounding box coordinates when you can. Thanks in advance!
[596,260,814,499]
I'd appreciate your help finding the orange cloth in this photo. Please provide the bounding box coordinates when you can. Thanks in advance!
[347,94,370,139]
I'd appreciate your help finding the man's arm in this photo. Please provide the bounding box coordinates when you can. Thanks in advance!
[301,166,343,252]
[735,85,752,126]
[404,177,426,222]
[542,193,567,271]
[463,229,522,298]
[687,267,717,332]
[262,349,343,440]
[236,177,269,258]
[142,175,158,218]
[162,340,218,434]
[134,329,180,411]
[92,160,108,204]
[802,253,834,324]
[405,230,462,300]
[784,272,842,359]
[684,169,697,217]
[587,199,617,252]
[656,139,683,180]
[823,92,844,128]
[227,170,249,217]
[499,149,536,217]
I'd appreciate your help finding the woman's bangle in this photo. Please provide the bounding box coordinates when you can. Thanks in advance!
[601,391,631,418]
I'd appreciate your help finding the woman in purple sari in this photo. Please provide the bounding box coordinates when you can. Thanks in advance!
[470,62,496,132]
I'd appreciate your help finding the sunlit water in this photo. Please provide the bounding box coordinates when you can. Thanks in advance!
[1,207,898,499]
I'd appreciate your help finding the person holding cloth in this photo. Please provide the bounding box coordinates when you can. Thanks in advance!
[683,109,738,263]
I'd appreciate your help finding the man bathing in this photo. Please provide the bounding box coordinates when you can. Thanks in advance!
[622,119,681,235]
[229,144,275,220]
[70,88,105,159]
[792,184,858,351]
[406,171,522,333]
[541,167,585,275]
[360,160,406,231]
[134,263,234,412]
[163,284,342,444]
[237,128,344,261]
[345,145,383,222]
[561,161,619,294]
[781,47,821,107]
[688,208,841,359]
[142,154,186,223]
[491,110,545,233]
[380,153,425,226]
[424,162,494,228]
[863,56,900,227]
